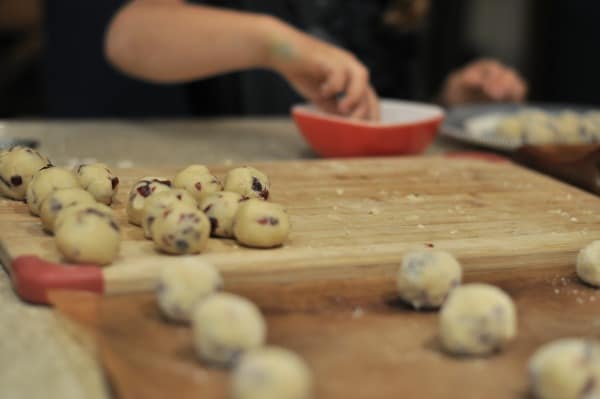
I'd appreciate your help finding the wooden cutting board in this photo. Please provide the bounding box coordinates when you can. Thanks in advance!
[2,156,599,303]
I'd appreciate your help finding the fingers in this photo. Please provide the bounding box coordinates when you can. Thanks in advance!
[337,62,369,114]
[367,87,380,121]
[455,59,528,103]
[320,66,348,99]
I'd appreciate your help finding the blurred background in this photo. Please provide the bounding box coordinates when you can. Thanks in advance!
[0,0,598,119]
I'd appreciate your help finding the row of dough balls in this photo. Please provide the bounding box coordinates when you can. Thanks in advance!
[126,165,290,255]
[156,260,313,399]
[396,249,517,356]
[403,243,600,399]
[529,242,600,398]
[495,110,600,145]
[0,147,119,205]
[0,147,122,265]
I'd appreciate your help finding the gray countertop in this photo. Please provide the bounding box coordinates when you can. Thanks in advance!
[0,117,472,399]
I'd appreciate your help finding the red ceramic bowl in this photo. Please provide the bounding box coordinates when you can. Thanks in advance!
[292,99,445,157]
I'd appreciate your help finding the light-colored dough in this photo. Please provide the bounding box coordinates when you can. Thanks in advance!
[439,283,516,356]
[192,292,266,366]
[396,250,462,309]
[39,188,96,233]
[142,189,197,239]
[232,346,313,399]
[199,191,246,238]
[173,164,223,202]
[156,259,223,322]
[54,202,114,232]
[126,176,172,226]
[55,204,120,265]
[0,146,51,200]
[529,339,600,399]
[26,166,81,216]
[576,241,600,286]
[76,163,120,205]
[152,202,211,254]
[233,199,289,248]
[224,166,270,200]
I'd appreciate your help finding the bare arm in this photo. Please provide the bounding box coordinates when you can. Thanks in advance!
[105,1,380,120]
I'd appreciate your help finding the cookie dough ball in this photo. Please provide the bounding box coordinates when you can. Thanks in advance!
[54,202,114,232]
[156,259,223,322]
[26,166,81,216]
[496,117,523,141]
[529,339,600,399]
[224,166,270,200]
[76,163,120,205]
[142,189,197,239]
[523,121,556,145]
[200,191,246,238]
[439,283,516,356]
[152,203,211,255]
[0,146,51,200]
[55,204,120,265]
[233,347,313,399]
[576,241,600,287]
[39,188,96,233]
[126,177,172,226]
[192,292,266,366]
[233,199,290,248]
[396,250,462,309]
[173,164,223,202]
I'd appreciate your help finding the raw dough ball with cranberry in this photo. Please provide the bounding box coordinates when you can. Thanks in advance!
[126,176,172,225]
[76,163,120,205]
[233,347,313,399]
[192,292,266,366]
[54,202,114,236]
[576,241,600,287]
[156,259,223,322]
[173,164,223,202]
[396,250,462,309]
[26,166,81,216]
[529,339,600,399]
[233,199,289,248]
[142,189,197,239]
[224,166,270,200]
[39,188,96,233]
[0,146,51,200]
[199,191,246,238]
[55,204,121,265]
[152,202,211,254]
[440,283,516,356]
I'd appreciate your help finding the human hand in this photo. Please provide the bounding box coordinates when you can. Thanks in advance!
[438,59,527,106]
[263,19,380,121]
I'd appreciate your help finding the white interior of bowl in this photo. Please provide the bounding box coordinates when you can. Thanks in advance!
[293,99,444,126]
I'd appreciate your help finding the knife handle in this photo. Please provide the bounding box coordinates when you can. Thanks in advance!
[11,256,104,304]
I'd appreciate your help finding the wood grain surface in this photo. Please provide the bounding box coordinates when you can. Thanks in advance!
[50,265,600,399]
[1,156,599,294]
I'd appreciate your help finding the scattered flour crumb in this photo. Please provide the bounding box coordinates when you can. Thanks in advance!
[368,208,381,215]
[570,217,578,222]
[116,160,134,169]
[591,296,597,302]
[417,224,425,229]
[405,215,420,221]
[576,297,585,305]
[335,188,345,195]
[352,307,365,319]
[450,230,459,235]
[405,193,423,202]
[554,289,560,294]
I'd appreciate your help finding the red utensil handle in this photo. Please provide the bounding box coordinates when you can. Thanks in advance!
[11,256,104,304]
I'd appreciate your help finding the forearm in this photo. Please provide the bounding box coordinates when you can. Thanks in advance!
[105,1,280,83]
